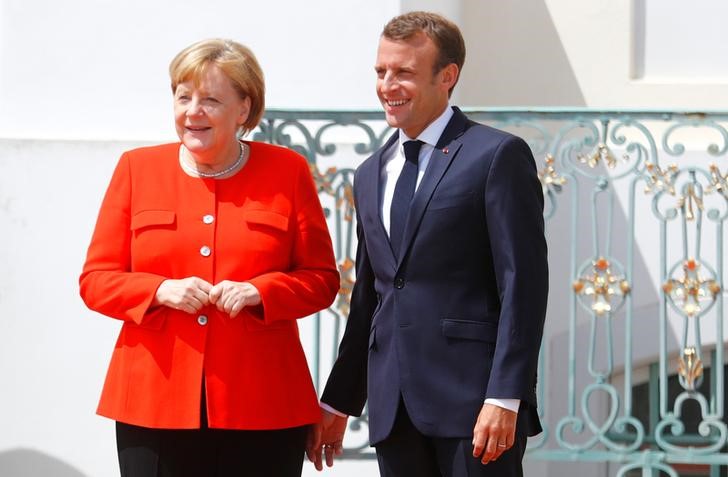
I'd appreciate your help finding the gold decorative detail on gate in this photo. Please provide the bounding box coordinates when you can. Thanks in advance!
[706,163,728,199]
[336,258,355,316]
[644,162,678,195]
[538,154,567,193]
[573,257,630,315]
[677,347,703,392]
[310,164,355,222]
[676,183,703,221]
[577,143,624,169]
[662,258,721,317]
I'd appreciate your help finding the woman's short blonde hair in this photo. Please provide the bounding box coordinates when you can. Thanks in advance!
[169,39,265,135]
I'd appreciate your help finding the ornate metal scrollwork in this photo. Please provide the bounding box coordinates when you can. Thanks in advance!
[538,154,567,194]
[706,163,728,199]
[644,161,678,195]
[616,461,679,477]
[677,347,703,392]
[555,383,645,452]
[310,164,355,222]
[573,257,630,316]
[336,257,355,317]
[676,183,703,221]
[662,258,721,318]
[654,393,728,455]
[577,142,624,169]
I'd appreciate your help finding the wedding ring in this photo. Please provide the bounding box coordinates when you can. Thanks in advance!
[497,443,507,448]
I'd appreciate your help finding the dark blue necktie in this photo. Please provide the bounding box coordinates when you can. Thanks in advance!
[390,140,423,257]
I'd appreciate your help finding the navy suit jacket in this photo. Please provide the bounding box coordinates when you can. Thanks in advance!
[322,107,548,445]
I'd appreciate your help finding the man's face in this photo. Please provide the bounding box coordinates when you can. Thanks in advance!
[375,33,456,138]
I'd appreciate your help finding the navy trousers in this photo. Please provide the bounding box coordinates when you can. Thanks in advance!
[375,400,527,477]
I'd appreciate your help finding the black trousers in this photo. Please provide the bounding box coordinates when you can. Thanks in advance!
[116,421,308,477]
[116,390,308,477]
[375,400,527,477]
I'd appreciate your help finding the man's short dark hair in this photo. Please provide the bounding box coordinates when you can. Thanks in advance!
[382,11,466,93]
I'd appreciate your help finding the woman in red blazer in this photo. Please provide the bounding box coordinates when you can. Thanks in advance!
[79,38,339,477]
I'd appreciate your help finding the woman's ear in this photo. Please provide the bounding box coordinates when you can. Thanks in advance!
[238,96,252,127]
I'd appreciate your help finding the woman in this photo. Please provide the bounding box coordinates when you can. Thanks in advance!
[79,39,339,476]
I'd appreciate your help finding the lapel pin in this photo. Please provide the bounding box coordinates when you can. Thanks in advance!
[442,147,449,154]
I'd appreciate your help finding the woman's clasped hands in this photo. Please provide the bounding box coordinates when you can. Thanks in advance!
[153,277,261,317]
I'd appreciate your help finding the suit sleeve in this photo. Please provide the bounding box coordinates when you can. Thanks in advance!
[484,136,548,404]
[247,158,340,323]
[79,153,166,325]
[320,188,377,416]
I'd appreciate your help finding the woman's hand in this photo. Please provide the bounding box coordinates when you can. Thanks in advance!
[209,281,261,318]
[153,277,213,313]
[305,421,322,470]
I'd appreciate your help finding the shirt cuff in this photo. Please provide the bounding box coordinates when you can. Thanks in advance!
[320,402,347,417]
[484,398,520,414]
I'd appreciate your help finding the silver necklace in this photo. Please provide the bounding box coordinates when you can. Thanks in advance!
[180,141,248,178]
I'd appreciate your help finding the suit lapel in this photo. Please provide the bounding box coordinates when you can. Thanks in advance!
[360,131,399,271]
[397,108,470,268]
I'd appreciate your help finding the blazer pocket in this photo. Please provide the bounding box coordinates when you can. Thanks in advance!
[244,210,289,232]
[243,314,292,332]
[131,210,176,231]
[441,318,497,342]
[140,307,167,331]
[428,192,475,211]
[125,307,168,333]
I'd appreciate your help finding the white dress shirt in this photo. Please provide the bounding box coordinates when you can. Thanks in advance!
[380,106,454,235]
[322,105,519,417]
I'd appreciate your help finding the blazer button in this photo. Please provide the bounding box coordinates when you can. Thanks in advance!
[197,315,208,326]
[200,245,211,257]
[202,214,214,224]
[394,277,405,289]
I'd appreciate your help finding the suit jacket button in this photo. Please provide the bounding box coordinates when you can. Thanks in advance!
[394,277,405,289]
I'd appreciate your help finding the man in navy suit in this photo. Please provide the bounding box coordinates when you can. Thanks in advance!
[312,11,548,477]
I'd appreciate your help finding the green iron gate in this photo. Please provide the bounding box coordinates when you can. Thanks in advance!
[255,109,728,476]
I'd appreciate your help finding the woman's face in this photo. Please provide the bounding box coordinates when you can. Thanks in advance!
[174,64,250,162]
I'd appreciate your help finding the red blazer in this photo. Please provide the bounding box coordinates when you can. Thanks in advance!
[80,141,339,430]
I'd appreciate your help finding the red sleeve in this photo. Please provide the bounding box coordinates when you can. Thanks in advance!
[248,157,340,323]
[79,153,166,325]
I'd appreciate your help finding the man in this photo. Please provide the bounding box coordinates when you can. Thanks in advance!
[313,11,548,477]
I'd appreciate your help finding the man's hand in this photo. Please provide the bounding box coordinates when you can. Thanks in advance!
[472,403,517,465]
[309,409,348,470]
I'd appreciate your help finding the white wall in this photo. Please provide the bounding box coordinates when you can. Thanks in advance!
[543,0,728,109]
[634,0,728,80]
[0,139,141,477]
[0,0,398,141]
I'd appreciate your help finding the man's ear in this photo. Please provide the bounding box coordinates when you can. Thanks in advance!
[440,63,459,91]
